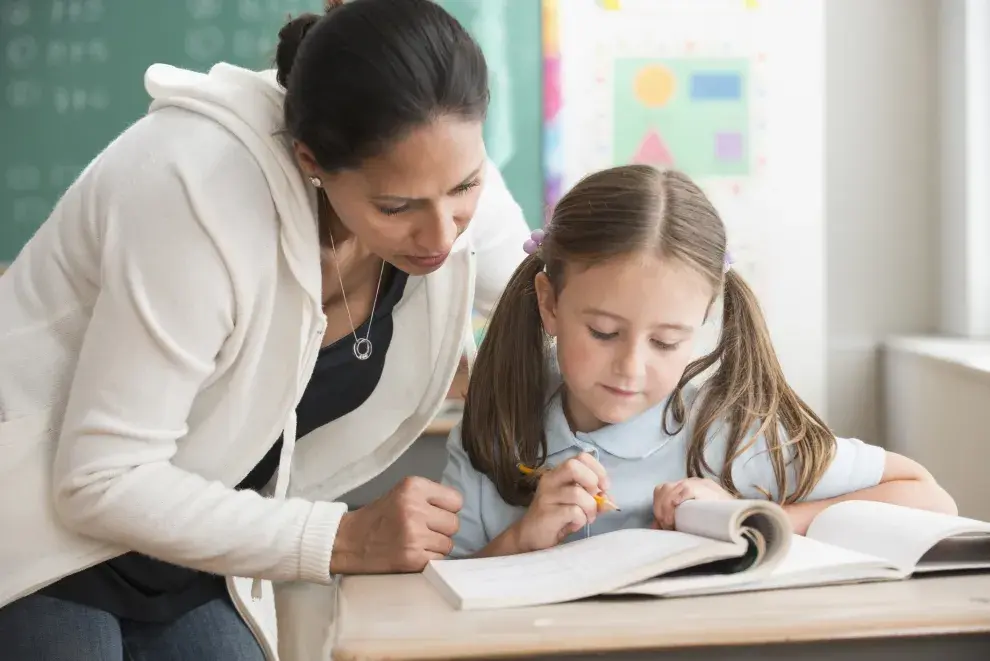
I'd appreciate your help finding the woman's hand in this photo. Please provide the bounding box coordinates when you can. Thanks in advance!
[653,478,733,530]
[329,476,463,574]
[507,453,610,554]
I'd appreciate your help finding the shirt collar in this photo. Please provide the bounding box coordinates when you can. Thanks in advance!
[543,392,675,460]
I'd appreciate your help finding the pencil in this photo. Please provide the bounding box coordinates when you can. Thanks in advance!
[517,462,621,512]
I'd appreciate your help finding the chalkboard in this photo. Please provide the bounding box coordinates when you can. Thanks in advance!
[0,0,543,263]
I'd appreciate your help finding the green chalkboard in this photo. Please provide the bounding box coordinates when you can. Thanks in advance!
[0,0,542,263]
[441,0,543,232]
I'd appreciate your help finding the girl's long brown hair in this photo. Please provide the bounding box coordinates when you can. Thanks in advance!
[462,165,835,507]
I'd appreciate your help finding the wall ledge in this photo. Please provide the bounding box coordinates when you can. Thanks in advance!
[885,336,990,382]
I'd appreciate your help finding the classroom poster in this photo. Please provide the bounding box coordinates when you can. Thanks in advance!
[543,0,827,411]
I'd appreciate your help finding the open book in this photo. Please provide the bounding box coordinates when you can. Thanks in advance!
[424,499,791,610]
[423,499,990,610]
[616,500,990,598]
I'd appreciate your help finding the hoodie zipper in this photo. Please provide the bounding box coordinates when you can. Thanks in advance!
[229,248,473,654]
[235,313,325,659]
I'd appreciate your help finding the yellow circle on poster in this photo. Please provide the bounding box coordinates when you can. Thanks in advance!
[633,65,675,108]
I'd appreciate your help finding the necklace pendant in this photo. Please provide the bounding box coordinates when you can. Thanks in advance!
[353,338,373,361]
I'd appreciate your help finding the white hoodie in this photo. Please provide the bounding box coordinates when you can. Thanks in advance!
[0,63,529,659]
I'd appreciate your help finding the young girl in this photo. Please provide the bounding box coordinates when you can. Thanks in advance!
[441,164,956,558]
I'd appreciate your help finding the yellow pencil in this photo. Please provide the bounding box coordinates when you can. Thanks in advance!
[517,462,621,512]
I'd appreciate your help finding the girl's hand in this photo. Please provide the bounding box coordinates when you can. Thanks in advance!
[510,453,610,553]
[653,478,733,530]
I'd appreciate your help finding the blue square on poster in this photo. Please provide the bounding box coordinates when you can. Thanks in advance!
[690,72,742,101]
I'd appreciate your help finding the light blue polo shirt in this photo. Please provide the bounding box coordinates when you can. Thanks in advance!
[441,383,886,558]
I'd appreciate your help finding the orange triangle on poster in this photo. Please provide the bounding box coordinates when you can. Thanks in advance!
[632,130,673,165]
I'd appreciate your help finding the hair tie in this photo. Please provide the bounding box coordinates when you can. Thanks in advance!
[523,229,545,255]
[723,250,734,274]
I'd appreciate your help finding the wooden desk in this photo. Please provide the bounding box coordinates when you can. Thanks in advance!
[423,359,467,436]
[424,410,461,436]
[333,573,990,661]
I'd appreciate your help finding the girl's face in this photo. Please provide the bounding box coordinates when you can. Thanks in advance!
[297,115,487,275]
[535,251,714,433]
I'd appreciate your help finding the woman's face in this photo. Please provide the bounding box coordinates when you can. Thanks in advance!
[299,116,487,275]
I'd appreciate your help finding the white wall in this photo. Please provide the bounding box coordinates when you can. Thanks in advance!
[824,0,939,443]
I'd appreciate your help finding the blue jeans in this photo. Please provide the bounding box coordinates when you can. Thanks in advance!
[0,593,265,660]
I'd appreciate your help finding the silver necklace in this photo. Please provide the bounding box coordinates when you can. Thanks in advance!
[325,223,385,361]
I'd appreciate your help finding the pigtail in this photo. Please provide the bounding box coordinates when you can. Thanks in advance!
[682,270,836,504]
[461,253,551,507]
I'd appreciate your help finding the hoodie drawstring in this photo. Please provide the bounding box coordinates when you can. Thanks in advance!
[274,411,298,501]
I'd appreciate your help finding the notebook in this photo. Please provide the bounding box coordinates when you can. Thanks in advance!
[423,499,990,610]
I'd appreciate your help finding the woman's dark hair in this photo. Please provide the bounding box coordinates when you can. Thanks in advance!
[274,0,489,172]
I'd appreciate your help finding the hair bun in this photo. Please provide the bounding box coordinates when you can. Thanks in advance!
[275,13,321,88]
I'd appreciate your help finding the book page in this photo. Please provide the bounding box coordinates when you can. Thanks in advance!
[807,500,990,572]
[616,535,900,597]
[675,499,786,542]
[676,499,791,561]
[742,534,902,586]
[424,528,744,609]
[674,500,746,542]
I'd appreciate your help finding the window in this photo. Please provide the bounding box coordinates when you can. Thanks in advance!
[939,0,990,338]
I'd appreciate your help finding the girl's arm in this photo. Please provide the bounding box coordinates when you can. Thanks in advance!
[439,425,493,558]
[724,423,956,535]
[784,451,957,534]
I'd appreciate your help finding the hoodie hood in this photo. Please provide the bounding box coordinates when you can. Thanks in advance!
[144,62,322,308]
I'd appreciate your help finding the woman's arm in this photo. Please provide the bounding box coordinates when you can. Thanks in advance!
[52,129,342,585]
[784,451,957,534]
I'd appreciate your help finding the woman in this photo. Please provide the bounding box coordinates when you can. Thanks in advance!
[0,1,529,659]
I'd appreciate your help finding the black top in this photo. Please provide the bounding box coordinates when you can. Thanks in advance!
[40,268,408,622]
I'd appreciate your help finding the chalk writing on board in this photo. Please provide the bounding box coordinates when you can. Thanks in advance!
[5,166,42,192]
[1,1,31,27]
[238,0,266,22]
[13,197,50,226]
[185,26,225,62]
[51,165,83,189]
[5,36,38,69]
[50,0,105,24]
[187,0,222,20]
[6,81,43,109]
[233,30,276,59]
[53,87,109,113]
[5,38,110,68]
[45,39,111,66]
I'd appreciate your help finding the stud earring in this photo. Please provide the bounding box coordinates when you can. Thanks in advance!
[309,175,322,188]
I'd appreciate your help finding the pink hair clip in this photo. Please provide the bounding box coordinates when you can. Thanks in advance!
[723,250,734,274]
[523,229,546,255]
